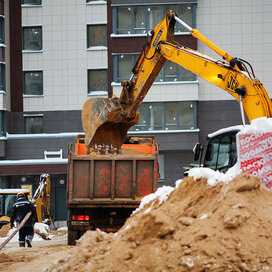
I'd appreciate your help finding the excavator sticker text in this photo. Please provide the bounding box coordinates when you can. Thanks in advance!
[226,73,239,92]
[152,28,163,49]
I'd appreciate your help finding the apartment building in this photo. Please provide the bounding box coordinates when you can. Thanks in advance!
[0,0,271,220]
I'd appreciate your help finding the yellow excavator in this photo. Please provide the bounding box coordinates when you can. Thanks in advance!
[82,12,272,153]
[0,173,51,228]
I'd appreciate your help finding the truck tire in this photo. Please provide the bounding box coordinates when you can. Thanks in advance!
[68,228,78,245]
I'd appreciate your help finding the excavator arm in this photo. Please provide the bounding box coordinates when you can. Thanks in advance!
[31,174,51,224]
[158,41,272,122]
[82,12,272,152]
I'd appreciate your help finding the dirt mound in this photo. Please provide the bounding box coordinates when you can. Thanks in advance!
[47,173,272,271]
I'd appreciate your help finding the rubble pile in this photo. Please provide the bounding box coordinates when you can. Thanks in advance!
[48,173,272,272]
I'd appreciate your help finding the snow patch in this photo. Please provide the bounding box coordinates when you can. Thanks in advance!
[188,163,241,186]
[58,227,68,231]
[132,186,174,215]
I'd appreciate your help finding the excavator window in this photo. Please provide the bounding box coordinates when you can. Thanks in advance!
[5,195,17,217]
[204,138,219,170]
[204,132,238,172]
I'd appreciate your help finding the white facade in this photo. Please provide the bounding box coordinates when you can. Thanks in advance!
[22,1,272,112]
[197,0,272,101]
[22,0,108,112]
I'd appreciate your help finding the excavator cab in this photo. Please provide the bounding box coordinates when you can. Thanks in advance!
[0,189,30,228]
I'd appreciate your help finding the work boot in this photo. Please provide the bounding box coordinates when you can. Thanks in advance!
[26,239,32,248]
[19,241,25,247]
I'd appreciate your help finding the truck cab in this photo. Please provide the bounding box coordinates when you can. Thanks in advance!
[193,126,243,173]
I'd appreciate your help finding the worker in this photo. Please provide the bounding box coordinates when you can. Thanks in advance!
[10,192,37,247]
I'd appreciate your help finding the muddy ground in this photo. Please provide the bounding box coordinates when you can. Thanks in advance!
[0,230,70,272]
[1,173,272,272]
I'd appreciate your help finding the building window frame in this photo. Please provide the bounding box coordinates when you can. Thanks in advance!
[87,68,108,95]
[130,101,197,132]
[87,24,107,49]
[24,114,43,134]
[0,62,5,93]
[0,16,5,45]
[86,0,107,4]
[112,3,197,35]
[158,154,165,182]
[22,25,43,51]
[113,53,139,83]
[22,0,42,6]
[23,70,43,96]
[113,54,196,83]
[0,110,6,136]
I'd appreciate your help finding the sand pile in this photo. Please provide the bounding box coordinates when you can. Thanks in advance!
[87,148,152,158]
[0,224,10,238]
[47,173,272,272]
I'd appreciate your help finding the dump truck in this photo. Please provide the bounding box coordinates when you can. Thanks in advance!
[66,135,159,245]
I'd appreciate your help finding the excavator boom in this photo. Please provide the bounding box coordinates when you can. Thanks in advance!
[82,12,272,153]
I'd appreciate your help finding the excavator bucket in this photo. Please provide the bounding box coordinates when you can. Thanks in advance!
[82,97,139,152]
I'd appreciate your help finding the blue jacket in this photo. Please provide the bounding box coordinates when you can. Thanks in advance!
[10,197,37,228]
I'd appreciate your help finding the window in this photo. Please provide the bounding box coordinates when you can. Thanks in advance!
[0,110,6,136]
[158,154,165,181]
[0,63,5,92]
[23,71,43,95]
[88,69,107,94]
[113,55,195,83]
[0,17,4,44]
[22,0,42,5]
[114,54,139,83]
[204,133,238,172]
[113,4,196,35]
[23,26,42,51]
[130,101,196,132]
[87,25,106,48]
[24,115,43,134]
[5,195,17,217]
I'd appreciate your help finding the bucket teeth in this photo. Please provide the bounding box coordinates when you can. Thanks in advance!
[82,97,139,152]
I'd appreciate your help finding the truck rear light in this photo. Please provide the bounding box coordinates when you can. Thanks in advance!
[72,215,89,221]
[78,215,84,221]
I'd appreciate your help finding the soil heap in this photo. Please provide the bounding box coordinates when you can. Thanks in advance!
[47,173,272,272]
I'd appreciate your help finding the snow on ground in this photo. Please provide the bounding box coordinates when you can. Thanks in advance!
[58,227,68,231]
[132,185,175,214]
[0,222,50,244]
[188,163,242,185]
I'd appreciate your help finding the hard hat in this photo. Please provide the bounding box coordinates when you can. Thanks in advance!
[17,192,26,198]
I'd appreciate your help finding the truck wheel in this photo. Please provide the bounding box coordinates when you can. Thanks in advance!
[68,229,78,245]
